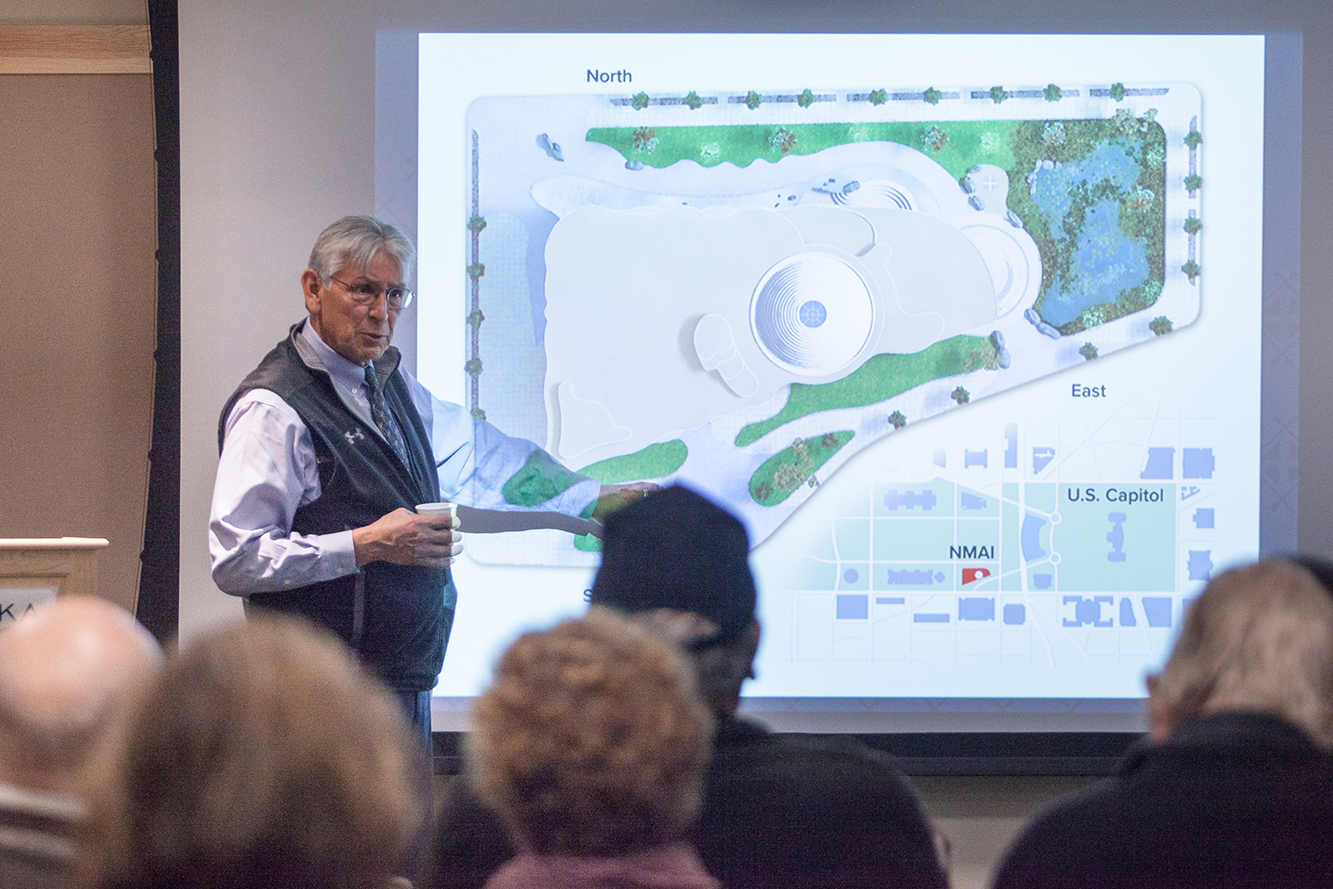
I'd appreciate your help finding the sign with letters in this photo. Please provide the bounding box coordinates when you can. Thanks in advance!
[0,587,58,628]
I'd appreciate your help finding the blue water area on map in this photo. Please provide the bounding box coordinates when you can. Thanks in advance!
[1032,141,1142,221]
[1037,202,1149,326]
[1031,141,1150,327]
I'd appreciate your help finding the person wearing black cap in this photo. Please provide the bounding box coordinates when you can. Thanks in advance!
[434,485,947,889]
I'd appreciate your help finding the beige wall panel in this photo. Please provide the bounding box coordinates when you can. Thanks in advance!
[0,74,156,613]
[0,0,147,26]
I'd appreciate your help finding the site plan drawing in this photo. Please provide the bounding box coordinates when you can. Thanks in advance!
[414,33,1274,703]
[452,81,1204,577]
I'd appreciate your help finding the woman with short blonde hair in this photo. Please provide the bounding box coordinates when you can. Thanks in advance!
[469,607,716,889]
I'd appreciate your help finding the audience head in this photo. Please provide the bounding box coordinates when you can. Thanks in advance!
[0,595,160,792]
[469,607,713,858]
[82,615,428,889]
[590,485,760,714]
[1149,559,1333,746]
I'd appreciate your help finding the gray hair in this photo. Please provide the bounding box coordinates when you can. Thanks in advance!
[1153,560,1333,746]
[307,215,416,282]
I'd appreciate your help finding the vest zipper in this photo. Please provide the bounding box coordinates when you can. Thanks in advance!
[351,568,366,651]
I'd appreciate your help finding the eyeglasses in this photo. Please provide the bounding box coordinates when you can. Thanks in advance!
[328,275,415,311]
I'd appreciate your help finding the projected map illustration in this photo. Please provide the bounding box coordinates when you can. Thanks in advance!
[451,82,1203,567]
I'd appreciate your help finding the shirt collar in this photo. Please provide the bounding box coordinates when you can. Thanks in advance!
[300,318,372,393]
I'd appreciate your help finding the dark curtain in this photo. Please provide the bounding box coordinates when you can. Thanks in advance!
[137,0,181,644]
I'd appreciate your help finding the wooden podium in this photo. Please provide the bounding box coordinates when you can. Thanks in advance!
[0,538,110,623]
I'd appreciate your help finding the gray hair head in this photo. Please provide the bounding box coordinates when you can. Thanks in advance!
[307,215,415,283]
[1153,560,1333,746]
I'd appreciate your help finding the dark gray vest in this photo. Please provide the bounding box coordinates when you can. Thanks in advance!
[219,325,452,692]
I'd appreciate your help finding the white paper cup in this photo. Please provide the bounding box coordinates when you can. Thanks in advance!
[415,501,457,522]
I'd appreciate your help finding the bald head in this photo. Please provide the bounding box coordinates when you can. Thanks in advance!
[0,596,161,790]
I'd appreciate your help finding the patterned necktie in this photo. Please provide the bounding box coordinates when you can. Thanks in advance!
[363,363,410,465]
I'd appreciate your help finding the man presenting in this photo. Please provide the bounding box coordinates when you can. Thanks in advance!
[210,216,645,734]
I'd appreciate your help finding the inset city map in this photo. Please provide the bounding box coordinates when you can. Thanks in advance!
[749,401,1222,699]
[453,83,1203,564]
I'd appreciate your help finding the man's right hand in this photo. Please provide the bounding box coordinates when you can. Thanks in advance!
[352,507,463,569]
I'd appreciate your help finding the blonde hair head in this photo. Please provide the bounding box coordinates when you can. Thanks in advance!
[1152,560,1333,746]
[469,607,713,856]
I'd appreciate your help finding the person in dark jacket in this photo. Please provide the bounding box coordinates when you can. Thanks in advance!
[434,485,947,889]
[992,559,1333,889]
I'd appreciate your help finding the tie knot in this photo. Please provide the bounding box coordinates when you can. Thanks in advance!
[363,363,379,390]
